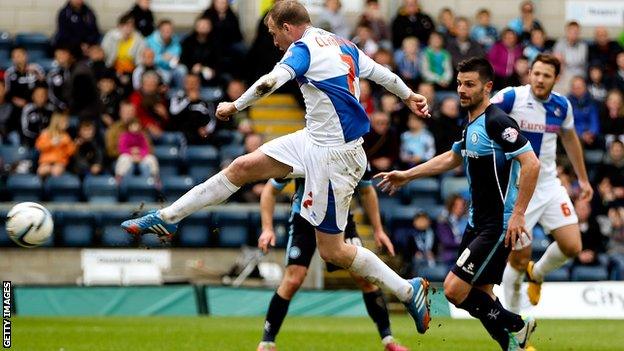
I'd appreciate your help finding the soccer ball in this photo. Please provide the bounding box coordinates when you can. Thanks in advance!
[6,202,54,248]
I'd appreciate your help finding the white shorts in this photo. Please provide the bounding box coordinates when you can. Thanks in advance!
[259,130,367,233]
[523,184,578,244]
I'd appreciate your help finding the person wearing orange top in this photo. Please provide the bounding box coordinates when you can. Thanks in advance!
[35,113,76,177]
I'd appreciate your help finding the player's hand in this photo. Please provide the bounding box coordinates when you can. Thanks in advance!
[258,228,276,254]
[403,92,430,118]
[578,179,594,202]
[505,212,529,249]
[374,170,410,195]
[373,230,395,256]
[216,102,238,121]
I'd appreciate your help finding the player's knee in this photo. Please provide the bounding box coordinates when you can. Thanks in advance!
[560,241,582,258]
[281,274,304,298]
[443,280,466,306]
[510,254,530,271]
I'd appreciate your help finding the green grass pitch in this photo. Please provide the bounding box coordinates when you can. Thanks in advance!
[12,316,624,350]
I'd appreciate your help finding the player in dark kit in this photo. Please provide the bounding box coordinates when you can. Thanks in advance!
[376,57,541,350]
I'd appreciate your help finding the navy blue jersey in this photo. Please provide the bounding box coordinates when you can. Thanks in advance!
[452,104,533,231]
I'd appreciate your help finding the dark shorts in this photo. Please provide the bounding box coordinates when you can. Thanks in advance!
[451,226,510,286]
[286,213,360,272]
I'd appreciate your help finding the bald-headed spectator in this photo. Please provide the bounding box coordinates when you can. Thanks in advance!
[589,27,623,77]
[363,111,400,173]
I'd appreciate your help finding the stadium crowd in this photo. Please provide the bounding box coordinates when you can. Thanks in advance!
[0,0,623,279]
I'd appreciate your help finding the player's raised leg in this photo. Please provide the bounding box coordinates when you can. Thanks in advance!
[121,148,293,238]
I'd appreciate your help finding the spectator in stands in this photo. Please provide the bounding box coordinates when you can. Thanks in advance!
[587,66,609,103]
[436,194,468,268]
[470,8,498,50]
[170,74,215,145]
[507,0,543,44]
[358,79,376,115]
[131,48,162,91]
[245,2,284,82]
[235,133,266,203]
[202,0,245,78]
[47,46,75,111]
[363,111,399,173]
[613,52,624,92]
[68,48,99,121]
[5,47,45,114]
[568,76,601,149]
[588,27,623,77]
[129,71,169,138]
[21,84,54,147]
[417,82,436,113]
[72,120,103,176]
[86,45,108,81]
[357,0,390,47]
[380,93,407,131]
[0,80,16,145]
[395,211,435,277]
[216,79,249,132]
[146,19,186,89]
[53,0,100,56]
[105,100,136,159]
[487,28,522,90]
[372,48,395,71]
[523,28,550,64]
[35,112,75,178]
[400,113,435,167]
[436,8,456,41]
[508,56,530,87]
[446,17,484,70]
[318,0,351,39]
[573,199,606,267]
[98,70,122,128]
[181,16,220,87]
[553,21,587,94]
[391,0,435,49]
[115,118,159,178]
[600,90,624,142]
[102,13,146,80]
[429,96,462,155]
[597,140,624,192]
[129,0,155,38]
[420,32,453,90]
[394,37,420,86]
[352,23,379,57]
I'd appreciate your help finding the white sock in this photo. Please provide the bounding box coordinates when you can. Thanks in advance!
[532,242,570,282]
[159,171,240,223]
[349,246,413,302]
[381,335,395,346]
[501,263,523,314]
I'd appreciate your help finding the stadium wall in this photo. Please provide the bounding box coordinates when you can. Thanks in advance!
[0,0,621,42]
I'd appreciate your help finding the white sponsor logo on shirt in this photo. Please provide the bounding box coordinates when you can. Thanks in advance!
[502,127,519,143]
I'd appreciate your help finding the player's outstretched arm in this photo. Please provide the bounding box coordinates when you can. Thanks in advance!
[258,180,284,253]
[358,184,395,256]
[505,151,540,249]
[216,65,292,121]
[560,128,593,201]
[374,150,462,195]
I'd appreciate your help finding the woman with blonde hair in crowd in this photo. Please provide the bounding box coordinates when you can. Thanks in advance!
[35,113,76,178]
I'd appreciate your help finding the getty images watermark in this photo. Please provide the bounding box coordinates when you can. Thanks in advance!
[2,281,10,348]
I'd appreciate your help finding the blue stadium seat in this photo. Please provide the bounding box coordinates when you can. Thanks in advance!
[584,149,604,166]
[59,211,95,246]
[120,176,158,202]
[250,210,290,248]
[440,177,469,201]
[44,174,81,201]
[141,234,163,247]
[219,144,245,162]
[99,211,134,246]
[0,145,33,170]
[531,237,551,261]
[544,267,570,281]
[34,58,55,72]
[161,175,194,201]
[386,205,421,233]
[154,131,187,149]
[213,211,249,247]
[0,209,12,247]
[15,32,49,60]
[186,145,219,183]
[401,178,440,205]
[154,145,181,176]
[571,265,609,281]
[83,175,118,203]
[214,129,243,145]
[6,174,42,201]
[178,212,211,247]
[418,263,449,282]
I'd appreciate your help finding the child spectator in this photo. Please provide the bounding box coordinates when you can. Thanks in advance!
[47,46,75,111]
[420,32,453,90]
[394,37,420,85]
[21,85,55,147]
[523,28,550,64]
[98,70,122,128]
[395,211,435,277]
[35,113,76,177]
[587,66,608,103]
[105,101,138,159]
[436,8,456,40]
[115,118,159,178]
[73,120,103,176]
[400,113,435,167]
[470,9,498,50]
[352,23,379,57]
[436,194,468,269]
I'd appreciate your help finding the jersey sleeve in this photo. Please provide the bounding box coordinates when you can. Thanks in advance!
[490,87,516,114]
[451,133,464,155]
[356,162,373,189]
[270,178,291,192]
[562,99,575,130]
[278,41,310,79]
[486,112,533,160]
